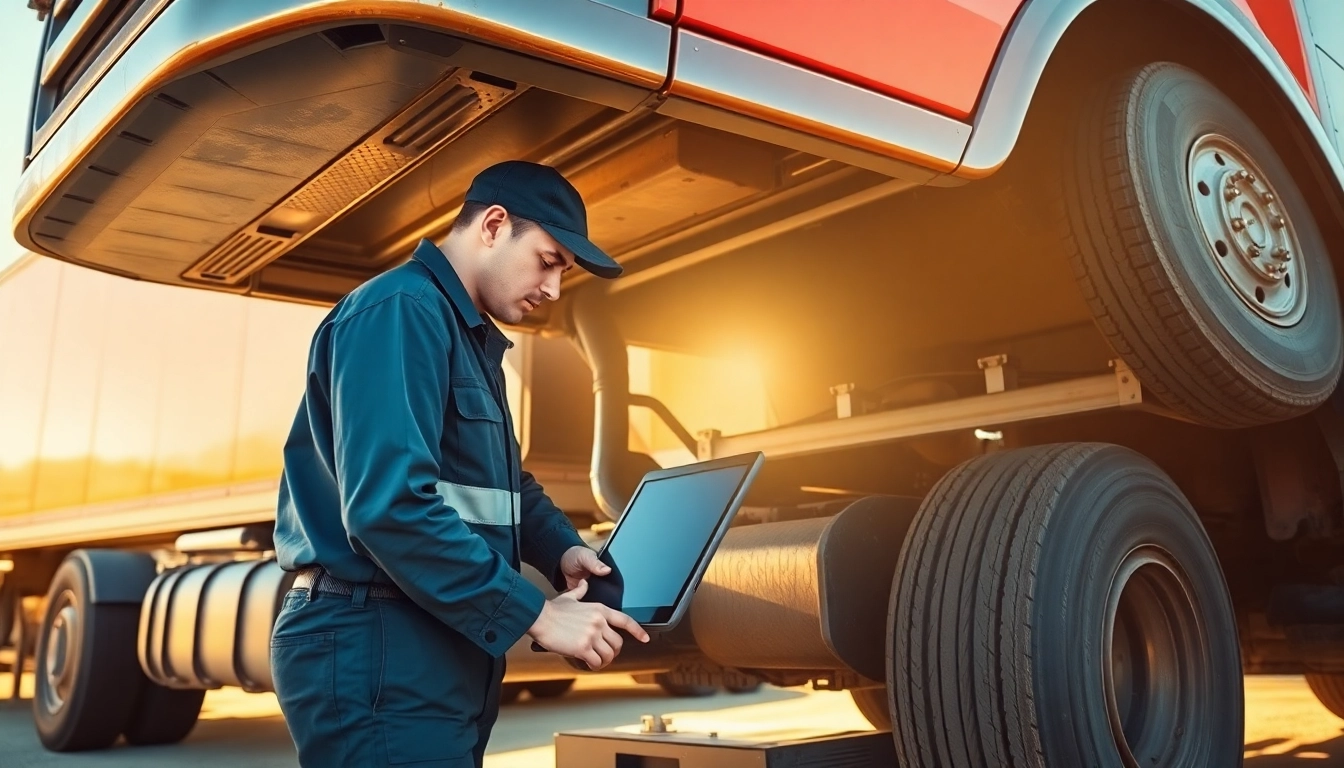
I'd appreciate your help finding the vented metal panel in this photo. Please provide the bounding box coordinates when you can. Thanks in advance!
[286,144,412,216]
[190,232,288,282]
[185,72,519,286]
[384,87,481,152]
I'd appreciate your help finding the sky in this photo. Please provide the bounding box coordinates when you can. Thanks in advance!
[1,5,46,274]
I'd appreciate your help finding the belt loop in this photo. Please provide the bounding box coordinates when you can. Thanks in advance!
[351,583,369,609]
[305,568,318,602]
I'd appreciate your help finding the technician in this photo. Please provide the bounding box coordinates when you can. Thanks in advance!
[270,160,649,767]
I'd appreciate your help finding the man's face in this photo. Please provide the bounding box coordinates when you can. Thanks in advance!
[477,218,575,325]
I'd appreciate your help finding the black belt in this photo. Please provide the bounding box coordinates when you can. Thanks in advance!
[293,567,408,601]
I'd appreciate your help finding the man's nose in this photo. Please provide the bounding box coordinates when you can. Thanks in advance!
[540,272,561,301]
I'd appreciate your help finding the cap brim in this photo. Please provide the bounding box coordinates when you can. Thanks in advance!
[541,224,623,279]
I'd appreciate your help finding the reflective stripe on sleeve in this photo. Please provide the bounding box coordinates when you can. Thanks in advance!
[435,481,520,526]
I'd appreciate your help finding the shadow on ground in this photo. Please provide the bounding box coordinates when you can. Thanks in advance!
[0,700,298,768]
[1246,735,1344,766]
[0,684,805,765]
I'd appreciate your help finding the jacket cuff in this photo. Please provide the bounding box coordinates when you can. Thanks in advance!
[541,524,588,592]
[475,569,545,657]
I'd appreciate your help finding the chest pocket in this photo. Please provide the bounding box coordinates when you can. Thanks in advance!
[447,379,508,477]
[452,380,504,422]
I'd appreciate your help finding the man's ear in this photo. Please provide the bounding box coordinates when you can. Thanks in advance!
[479,205,509,247]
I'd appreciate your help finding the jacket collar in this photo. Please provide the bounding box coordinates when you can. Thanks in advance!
[412,238,484,329]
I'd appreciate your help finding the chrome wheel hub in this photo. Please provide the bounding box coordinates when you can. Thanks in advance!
[40,592,79,716]
[1187,134,1304,326]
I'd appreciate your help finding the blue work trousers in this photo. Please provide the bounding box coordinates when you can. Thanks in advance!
[271,586,506,767]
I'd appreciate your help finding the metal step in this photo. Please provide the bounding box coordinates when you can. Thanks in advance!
[555,725,894,768]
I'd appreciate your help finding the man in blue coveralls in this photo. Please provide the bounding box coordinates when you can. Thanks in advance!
[270,160,650,767]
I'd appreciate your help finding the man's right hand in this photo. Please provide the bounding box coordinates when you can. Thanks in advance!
[527,580,650,670]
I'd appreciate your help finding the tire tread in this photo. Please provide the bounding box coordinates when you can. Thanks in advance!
[892,444,1084,767]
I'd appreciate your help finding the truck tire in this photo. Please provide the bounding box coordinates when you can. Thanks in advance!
[122,684,206,745]
[850,687,891,731]
[890,443,1242,767]
[526,678,575,699]
[654,672,716,698]
[1060,62,1342,428]
[32,553,151,751]
[1305,672,1344,720]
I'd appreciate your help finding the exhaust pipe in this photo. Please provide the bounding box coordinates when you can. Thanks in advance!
[570,290,634,521]
[689,495,918,679]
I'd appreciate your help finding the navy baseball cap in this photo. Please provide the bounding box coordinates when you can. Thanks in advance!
[463,160,622,279]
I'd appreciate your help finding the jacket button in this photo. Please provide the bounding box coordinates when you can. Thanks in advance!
[484,630,497,643]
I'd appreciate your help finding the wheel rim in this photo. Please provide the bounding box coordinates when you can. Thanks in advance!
[1102,546,1206,766]
[1187,133,1305,327]
[40,590,80,716]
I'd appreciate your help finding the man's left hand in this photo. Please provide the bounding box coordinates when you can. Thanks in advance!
[559,545,611,591]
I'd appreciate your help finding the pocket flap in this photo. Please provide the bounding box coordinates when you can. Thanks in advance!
[452,382,503,423]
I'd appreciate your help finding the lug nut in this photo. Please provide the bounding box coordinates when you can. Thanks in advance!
[1263,192,1276,203]
[1234,170,1249,180]
[1232,217,1247,231]
[1248,244,1262,257]
[1226,186,1242,200]
[1273,215,1286,229]
[1247,173,1257,183]
[1273,246,1291,261]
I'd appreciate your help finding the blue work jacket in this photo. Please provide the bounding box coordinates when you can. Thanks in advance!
[273,239,586,658]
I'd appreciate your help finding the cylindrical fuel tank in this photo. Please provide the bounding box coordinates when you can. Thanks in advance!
[138,559,293,691]
[689,495,919,680]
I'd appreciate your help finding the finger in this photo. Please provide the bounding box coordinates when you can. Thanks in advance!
[563,579,588,600]
[592,636,615,668]
[581,649,602,671]
[605,609,650,642]
[601,624,623,655]
[582,550,611,574]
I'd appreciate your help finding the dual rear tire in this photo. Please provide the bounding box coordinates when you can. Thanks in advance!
[885,443,1243,766]
[33,551,204,752]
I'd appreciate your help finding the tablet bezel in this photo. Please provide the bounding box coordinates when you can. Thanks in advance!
[589,451,765,631]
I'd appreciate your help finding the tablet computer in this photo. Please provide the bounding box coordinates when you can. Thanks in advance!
[581,451,765,631]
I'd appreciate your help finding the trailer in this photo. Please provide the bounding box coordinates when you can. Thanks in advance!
[0,252,747,712]
[8,0,1344,764]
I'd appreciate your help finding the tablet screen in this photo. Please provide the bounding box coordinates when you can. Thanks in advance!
[591,465,751,624]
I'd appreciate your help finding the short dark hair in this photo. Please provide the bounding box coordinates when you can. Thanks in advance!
[450,201,538,238]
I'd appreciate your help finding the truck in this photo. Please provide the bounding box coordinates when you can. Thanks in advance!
[7,0,1344,764]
